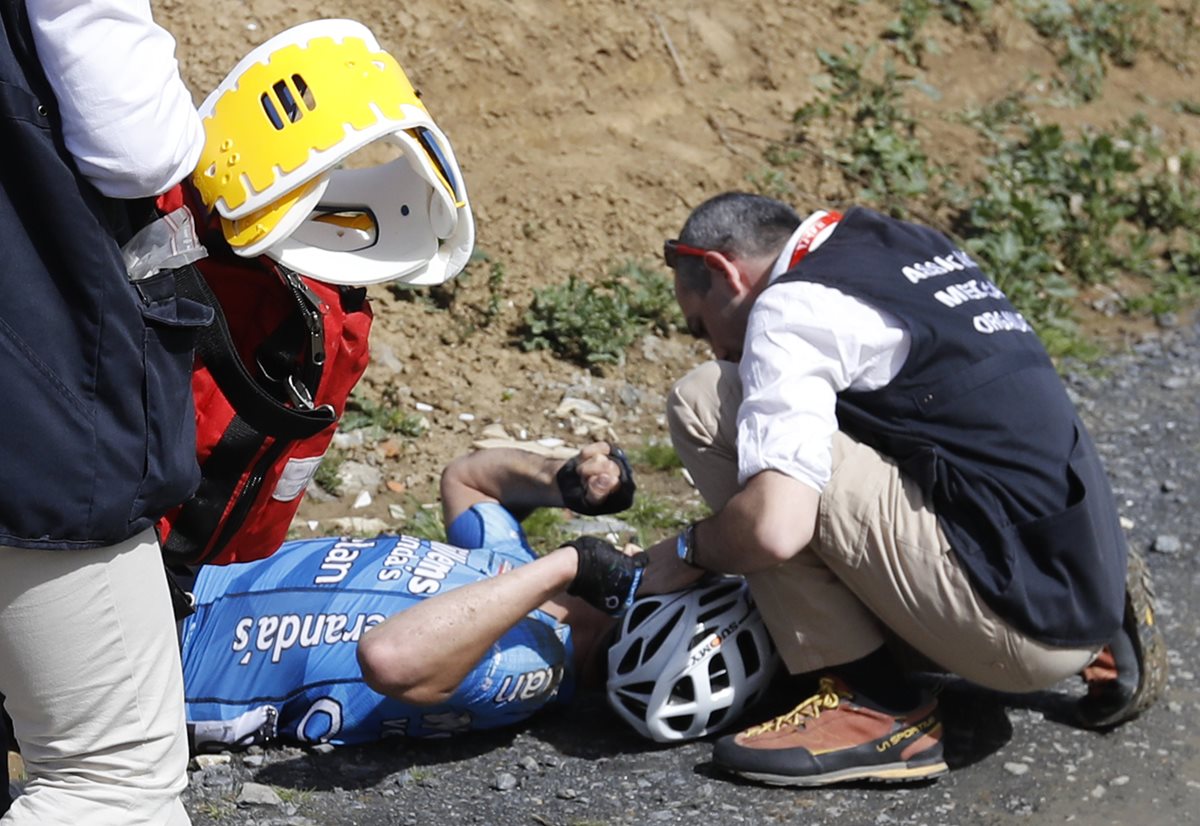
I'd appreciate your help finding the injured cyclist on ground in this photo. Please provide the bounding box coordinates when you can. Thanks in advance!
[176,441,780,751]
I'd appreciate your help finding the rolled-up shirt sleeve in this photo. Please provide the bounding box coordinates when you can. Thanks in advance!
[27,0,204,198]
[736,279,909,491]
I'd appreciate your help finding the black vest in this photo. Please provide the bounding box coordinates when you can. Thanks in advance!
[777,207,1126,646]
[0,0,209,549]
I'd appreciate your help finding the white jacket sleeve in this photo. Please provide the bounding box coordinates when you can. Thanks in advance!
[26,0,204,198]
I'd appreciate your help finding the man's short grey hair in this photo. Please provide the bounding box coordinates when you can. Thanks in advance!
[673,192,802,294]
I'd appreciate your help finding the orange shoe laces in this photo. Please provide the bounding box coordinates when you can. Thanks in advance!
[744,677,848,735]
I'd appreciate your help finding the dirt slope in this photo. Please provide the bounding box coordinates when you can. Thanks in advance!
[155,0,1200,518]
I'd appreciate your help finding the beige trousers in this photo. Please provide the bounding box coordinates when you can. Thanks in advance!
[668,360,1097,693]
[0,530,190,825]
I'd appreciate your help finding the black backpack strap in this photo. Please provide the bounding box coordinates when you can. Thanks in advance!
[173,262,335,439]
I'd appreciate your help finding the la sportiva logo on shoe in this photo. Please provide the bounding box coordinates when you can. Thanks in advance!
[875,714,939,753]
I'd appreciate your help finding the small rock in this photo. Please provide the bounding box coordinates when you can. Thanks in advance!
[337,460,383,493]
[242,754,265,769]
[1152,535,1182,555]
[563,516,634,537]
[557,787,577,799]
[328,517,390,535]
[197,766,235,791]
[480,423,510,439]
[237,782,283,807]
[518,756,540,773]
[331,430,366,449]
[492,772,519,791]
[371,342,404,374]
[193,754,231,770]
[1003,762,1030,776]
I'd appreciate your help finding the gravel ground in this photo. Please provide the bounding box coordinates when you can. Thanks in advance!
[17,318,1193,826]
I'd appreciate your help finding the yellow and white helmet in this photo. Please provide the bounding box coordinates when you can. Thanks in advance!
[193,19,474,286]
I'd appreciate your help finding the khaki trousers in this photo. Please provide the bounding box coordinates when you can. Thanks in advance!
[668,360,1097,693]
[0,530,190,825]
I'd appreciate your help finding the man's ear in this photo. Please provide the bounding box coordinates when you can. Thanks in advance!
[701,250,750,295]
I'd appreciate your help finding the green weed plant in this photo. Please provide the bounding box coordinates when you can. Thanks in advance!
[793,45,937,216]
[776,39,1198,358]
[1022,0,1154,102]
[519,262,680,370]
[341,390,429,438]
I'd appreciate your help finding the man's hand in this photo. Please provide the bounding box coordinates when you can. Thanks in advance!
[636,534,707,595]
[556,442,636,515]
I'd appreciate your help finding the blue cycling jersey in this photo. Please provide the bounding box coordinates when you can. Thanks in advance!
[180,504,575,749]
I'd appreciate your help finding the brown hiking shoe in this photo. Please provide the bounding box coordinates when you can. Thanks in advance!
[712,676,948,787]
[1075,545,1168,729]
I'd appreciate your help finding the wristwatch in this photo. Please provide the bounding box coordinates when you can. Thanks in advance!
[675,522,700,568]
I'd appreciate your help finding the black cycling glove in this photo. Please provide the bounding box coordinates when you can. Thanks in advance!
[564,535,646,615]
[556,443,637,515]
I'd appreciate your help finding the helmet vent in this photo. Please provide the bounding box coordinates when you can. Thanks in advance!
[643,606,684,660]
[668,677,695,706]
[708,652,731,691]
[697,600,734,626]
[666,717,692,734]
[616,638,644,675]
[619,693,649,718]
[699,581,739,606]
[626,599,663,632]
[736,629,763,676]
[707,706,729,730]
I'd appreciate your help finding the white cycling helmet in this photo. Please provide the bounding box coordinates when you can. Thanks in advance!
[607,577,779,743]
[193,18,474,286]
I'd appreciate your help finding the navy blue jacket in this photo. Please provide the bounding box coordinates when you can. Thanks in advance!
[0,0,210,549]
[777,207,1126,646]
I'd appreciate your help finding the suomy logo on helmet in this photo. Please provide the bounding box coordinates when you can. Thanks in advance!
[686,617,743,668]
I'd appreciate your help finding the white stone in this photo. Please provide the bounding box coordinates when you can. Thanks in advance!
[237,782,283,807]
[193,754,231,770]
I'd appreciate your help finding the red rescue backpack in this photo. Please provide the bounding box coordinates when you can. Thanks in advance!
[156,186,373,567]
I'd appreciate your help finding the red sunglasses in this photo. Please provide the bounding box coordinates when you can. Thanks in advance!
[662,239,715,269]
